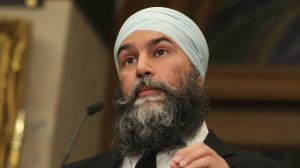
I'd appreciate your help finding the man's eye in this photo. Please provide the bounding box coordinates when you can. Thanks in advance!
[124,57,137,65]
[155,49,167,56]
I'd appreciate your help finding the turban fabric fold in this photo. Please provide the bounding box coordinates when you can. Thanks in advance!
[114,7,209,81]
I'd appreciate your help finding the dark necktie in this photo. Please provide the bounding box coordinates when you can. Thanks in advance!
[135,151,158,168]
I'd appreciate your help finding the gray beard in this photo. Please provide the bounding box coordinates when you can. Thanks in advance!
[112,68,209,158]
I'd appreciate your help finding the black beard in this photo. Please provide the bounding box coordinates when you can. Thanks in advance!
[112,67,209,158]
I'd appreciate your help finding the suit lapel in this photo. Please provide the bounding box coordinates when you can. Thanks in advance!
[204,130,236,168]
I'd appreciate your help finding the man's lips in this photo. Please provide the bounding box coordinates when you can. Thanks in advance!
[136,85,160,97]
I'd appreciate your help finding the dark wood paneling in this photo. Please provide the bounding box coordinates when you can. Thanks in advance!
[206,66,300,149]
[205,66,300,101]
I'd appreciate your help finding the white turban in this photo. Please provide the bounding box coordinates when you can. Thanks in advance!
[114,7,209,81]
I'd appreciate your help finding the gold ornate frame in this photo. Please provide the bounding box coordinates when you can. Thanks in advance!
[0,18,30,168]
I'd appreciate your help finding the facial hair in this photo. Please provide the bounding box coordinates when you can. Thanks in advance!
[112,67,209,158]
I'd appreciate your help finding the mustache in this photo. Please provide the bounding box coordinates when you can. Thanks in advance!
[117,76,181,105]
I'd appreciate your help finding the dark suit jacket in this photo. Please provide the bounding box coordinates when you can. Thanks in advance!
[65,131,289,168]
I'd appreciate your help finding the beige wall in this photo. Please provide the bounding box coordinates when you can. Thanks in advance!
[51,3,110,167]
[0,1,109,168]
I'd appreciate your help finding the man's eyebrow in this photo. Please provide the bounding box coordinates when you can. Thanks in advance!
[147,36,173,46]
[117,36,173,57]
[117,43,132,57]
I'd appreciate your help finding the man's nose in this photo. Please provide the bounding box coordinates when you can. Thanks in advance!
[136,54,154,77]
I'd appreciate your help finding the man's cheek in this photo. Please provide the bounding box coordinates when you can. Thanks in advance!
[119,75,133,93]
[120,82,132,97]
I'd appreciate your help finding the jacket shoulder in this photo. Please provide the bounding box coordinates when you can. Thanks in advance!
[205,130,289,168]
[64,151,120,168]
[229,145,289,168]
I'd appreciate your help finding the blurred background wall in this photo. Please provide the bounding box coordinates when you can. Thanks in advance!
[0,0,109,168]
[0,0,299,168]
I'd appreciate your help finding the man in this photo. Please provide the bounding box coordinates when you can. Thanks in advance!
[66,7,288,168]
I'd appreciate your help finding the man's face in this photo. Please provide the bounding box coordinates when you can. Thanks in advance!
[117,30,198,98]
[112,30,208,157]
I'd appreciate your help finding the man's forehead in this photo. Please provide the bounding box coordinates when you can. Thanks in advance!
[120,30,175,45]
